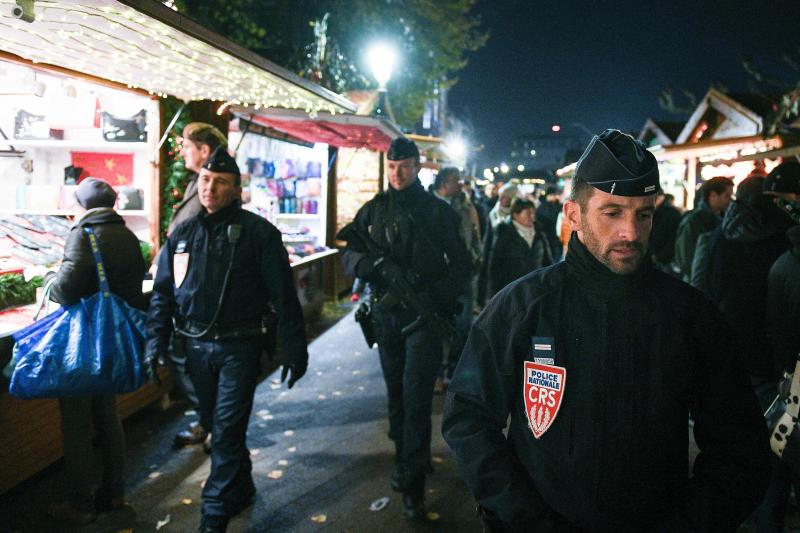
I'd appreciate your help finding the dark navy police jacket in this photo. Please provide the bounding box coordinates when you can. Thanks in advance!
[443,233,770,532]
[146,203,307,366]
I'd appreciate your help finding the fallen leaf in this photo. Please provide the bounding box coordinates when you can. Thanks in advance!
[148,471,161,479]
[288,446,297,453]
[267,470,284,479]
[369,496,390,512]
[271,378,281,385]
[278,459,289,466]
[432,456,444,464]
[426,512,440,521]
[270,384,281,390]
[156,514,171,530]
[184,410,197,417]
[284,430,295,437]
[265,414,274,420]
[181,498,192,505]
[318,395,327,400]
[256,409,270,417]
[311,514,327,523]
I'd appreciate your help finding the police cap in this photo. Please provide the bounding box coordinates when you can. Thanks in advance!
[574,129,659,196]
[202,146,240,177]
[387,137,420,161]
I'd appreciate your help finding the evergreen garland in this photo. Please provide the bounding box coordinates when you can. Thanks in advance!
[160,96,193,241]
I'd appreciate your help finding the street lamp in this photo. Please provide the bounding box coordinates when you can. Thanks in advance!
[444,136,468,165]
[367,43,396,121]
[500,163,509,174]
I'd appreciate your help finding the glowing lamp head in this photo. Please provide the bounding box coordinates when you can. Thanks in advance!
[367,43,396,89]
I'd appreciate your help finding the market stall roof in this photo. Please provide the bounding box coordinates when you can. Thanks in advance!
[649,134,783,161]
[236,107,403,151]
[0,0,356,115]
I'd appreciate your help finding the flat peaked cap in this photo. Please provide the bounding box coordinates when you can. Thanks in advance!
[387,137,420,161]
[202,146,240,176]
[575,129,660,196]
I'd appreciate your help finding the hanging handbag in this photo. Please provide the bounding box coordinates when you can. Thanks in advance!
[100,109,147,142]
[9,227,147,398]
[767,353,800,476]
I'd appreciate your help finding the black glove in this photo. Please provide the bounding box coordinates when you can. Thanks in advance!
[280,361,307,389]
[144,355,162,386]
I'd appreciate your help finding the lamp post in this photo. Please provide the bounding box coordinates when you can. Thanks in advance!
[367,43,396,122]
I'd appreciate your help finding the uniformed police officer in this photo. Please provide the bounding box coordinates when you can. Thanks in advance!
[145,147,308,533]
[340,137,471,520]
[168,122,227,449]
[442,130,770,532]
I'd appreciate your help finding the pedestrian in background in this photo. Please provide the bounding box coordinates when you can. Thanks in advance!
[649,192,682,273]
[339,137,470,520]
[477,183,518,309]
[443,130,769,531]
[534,186,563,261]
[47,179,146,525]
[145,148,308,533]
[167,122,228,450]
[488,197,552,297]
[673,176,733,281]
[432,167,482,394]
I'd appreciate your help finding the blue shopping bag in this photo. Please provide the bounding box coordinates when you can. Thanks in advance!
[9,228,147,398]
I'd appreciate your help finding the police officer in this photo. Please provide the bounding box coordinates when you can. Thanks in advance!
[442,130,770,532]
[169,122,227,448]
[340,137,471,520]
[145,147,308,533]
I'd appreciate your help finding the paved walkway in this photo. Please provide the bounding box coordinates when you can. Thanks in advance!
[0,309,481,532]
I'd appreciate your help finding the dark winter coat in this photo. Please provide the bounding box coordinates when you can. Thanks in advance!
[650,201,682,265]
[674,202,720,282]
[50,208,146,310]
[533,200,563,261]
[767,225,800,375]
[443,233,770,532]
[340,179,471,316]
[703,197,792,381]
[146,202,308,366]
[488,220,552,297]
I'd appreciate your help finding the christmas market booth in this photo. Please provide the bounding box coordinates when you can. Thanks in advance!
[0,0,354,494]
[228,106,403,301]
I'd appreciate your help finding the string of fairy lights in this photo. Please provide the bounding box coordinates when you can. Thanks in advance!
[0,0,347,115]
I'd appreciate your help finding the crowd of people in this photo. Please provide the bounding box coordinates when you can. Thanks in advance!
[41,125,800,532]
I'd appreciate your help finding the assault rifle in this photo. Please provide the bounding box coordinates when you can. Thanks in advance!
[338,222,455,342]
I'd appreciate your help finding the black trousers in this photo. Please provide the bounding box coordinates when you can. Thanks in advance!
[375,307,441,494]
[59,394,125,511]
[185,337,260,520]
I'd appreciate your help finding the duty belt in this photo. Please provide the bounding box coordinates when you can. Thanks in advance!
[176,318,264,341]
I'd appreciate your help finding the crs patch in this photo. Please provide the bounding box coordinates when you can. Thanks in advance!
[523,361,566,439]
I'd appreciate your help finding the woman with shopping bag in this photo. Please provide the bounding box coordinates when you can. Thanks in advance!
[42,178,147,524]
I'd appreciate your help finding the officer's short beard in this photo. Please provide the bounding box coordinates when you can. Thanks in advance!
[580,221,645,275]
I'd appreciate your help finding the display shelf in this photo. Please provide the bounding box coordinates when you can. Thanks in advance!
[0,139,150,150]
[275,213,321,219]
[0,209,147,217]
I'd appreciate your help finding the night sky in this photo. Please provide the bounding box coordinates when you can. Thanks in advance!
[448,0,800,167]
